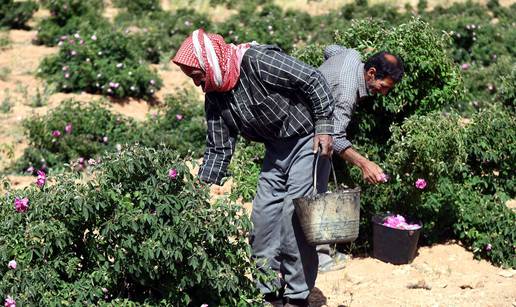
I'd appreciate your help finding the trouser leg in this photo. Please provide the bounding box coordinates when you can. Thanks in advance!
[280,134,318,300]
[250,157,286,294]
[250,134,319,300]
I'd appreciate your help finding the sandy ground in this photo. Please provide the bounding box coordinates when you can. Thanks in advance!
[0,2,515,306]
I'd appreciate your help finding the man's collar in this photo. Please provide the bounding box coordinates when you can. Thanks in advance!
[358,63,369,98]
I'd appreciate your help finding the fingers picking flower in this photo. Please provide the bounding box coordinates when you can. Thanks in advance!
[415,178,427,190]
[7,260,16,269]
[378,173,389,183]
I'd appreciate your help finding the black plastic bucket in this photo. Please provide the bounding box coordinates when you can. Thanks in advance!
[372,213,422,265]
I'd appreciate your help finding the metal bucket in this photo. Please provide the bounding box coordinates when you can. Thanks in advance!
[293,154,361,245]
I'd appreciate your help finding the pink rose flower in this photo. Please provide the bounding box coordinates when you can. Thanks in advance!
[382,214,421,230]
[4,296,15,307]
[485,243,492,251]
[35,170,46,188]
[7,260,16,270]
[168,168,178,179]
[461,63,470,70]
[14,197,29,213]
[65,123,73,134]
[415,178,427,190]
[176,114,184,121]
[378,173,390,183]
[52,130,61,138]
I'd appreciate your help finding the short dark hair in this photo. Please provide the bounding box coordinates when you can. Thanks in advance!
[364,51,404,82]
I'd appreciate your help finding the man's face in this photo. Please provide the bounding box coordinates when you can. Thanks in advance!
[180,65,206,89]
[365,68,396,96]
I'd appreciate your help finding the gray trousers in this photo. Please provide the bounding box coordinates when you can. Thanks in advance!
[250,133,318,300]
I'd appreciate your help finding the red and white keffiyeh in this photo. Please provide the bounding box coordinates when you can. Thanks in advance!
[172,29,251,93]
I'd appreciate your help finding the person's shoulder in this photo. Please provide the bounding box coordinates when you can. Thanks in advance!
[324,45,361,61]
[247,44,284,58]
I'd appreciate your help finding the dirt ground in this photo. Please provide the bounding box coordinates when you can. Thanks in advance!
[312,243,515,307]
[0,2,515,306]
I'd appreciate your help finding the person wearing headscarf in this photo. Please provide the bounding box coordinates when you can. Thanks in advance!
[173,29,335,307]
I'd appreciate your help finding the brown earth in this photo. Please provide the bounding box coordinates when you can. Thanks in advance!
[0,2,514,306]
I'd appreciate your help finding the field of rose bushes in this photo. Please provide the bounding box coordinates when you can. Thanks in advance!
[0,0,514,305]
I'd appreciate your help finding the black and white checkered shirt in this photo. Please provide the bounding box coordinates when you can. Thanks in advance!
[318,45,369,154]
[199,45,335,184]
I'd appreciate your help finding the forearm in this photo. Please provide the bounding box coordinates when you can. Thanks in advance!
[338,147,368,169]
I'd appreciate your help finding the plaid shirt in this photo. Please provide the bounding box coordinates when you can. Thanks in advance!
[318,45,369,154]
[199,45,335,184]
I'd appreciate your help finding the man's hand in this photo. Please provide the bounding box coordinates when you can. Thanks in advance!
[339,147,387,185]
[313,134,333,157]
[360,160,385,184]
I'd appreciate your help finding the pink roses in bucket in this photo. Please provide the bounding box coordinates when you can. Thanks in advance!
[382,214,421,230]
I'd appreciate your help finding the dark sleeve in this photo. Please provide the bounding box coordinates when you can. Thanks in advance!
[255,47,334,134]
[198,94,238,185]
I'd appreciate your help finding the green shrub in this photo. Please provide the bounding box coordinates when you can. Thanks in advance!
[36,14,110,47]
[228,139,265,202]
[16,100,135,172]
[15,90,207,173]
[354,112,468,244]
[423,2,515,67]
[463,106,516,195]
[450,181,515,268]
[497,62,516,108]
[36,0,105,46]
[0,0,38,29]
[114,9,212,64]
[136,89,207,158]
[352,109,515,267]
[458,56,513,113]
[37,28,162,99]
[0,145,263,304]
[217,4,314,53]
[294,17,463,160]
[112,0,162,14]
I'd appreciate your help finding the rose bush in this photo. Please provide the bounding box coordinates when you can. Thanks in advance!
[38,28,162,99]
[0,145,265,305]
[0,0,38,29]
[36,0,106,46]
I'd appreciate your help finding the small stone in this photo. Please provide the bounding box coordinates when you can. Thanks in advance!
[498,269,516,278]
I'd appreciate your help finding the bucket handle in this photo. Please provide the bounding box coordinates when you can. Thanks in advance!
[313,150,338,195]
